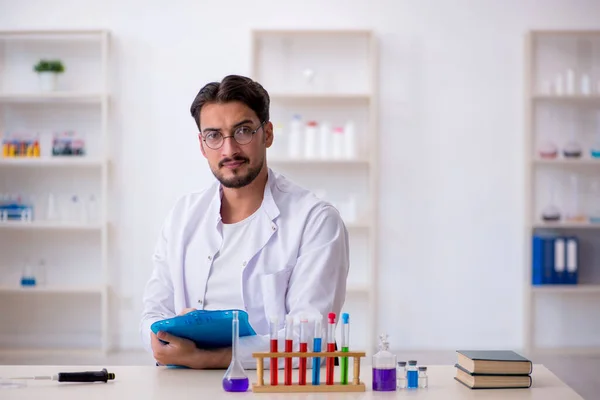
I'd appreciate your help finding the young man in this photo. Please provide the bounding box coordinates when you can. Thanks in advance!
[140,75,349,369]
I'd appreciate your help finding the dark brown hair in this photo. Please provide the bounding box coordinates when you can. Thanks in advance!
[190,75,270,131]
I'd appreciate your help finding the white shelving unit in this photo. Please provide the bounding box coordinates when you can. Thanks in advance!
[0,30,110,353]
[251,29,379,354]
[524,30,600,354]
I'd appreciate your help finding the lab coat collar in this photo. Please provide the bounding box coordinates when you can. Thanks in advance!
[206,167,280,226]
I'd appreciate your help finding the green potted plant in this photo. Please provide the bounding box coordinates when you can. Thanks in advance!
[33,59,65,92]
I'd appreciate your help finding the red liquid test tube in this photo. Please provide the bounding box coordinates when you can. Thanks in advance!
[326,312,336,385]
[284,315,294,385]
[269,316,278,386]
[299,315,308,385]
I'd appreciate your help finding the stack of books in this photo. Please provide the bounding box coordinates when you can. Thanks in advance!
[454,350,533,389]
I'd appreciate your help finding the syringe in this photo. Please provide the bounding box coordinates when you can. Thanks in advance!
[11,368,115,383]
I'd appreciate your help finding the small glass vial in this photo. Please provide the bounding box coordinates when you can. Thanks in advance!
[396,361,407,389]
[418,366,428,388]
[407,360,418,389]
[372,334,396,391]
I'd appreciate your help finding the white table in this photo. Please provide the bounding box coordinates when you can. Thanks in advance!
[0,364,583,399]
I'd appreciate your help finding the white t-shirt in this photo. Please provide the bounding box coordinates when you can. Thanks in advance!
[202,209,260,311]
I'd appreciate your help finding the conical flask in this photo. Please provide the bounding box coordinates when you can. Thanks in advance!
[222,310,249,392]
[541,178,561,222]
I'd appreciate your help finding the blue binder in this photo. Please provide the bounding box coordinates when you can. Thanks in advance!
[151,309,256,349]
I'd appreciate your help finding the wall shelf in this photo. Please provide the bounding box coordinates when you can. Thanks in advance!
[269,158,370,166]
[252,29,379,354]
[532,284,600,294]
[0,92,107,103]
[0,221,104,231]
[0,29,111,353]
[0,285,104,295]
[0,157,106,167]
[524,29,600,355]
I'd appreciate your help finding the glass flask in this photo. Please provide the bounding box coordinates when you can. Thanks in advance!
[372,333,396,391]
[222,311,249,392]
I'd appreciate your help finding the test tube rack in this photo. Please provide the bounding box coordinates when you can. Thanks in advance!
[251,350,366,393]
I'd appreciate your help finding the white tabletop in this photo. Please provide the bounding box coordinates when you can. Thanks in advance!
[0,364,583,399]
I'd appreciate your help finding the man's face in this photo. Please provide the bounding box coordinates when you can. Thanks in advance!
[198,101,273,189]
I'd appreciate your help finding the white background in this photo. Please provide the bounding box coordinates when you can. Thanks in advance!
[1,0,600,351]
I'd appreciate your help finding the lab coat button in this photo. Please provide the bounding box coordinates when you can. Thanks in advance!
[242,261,247,267]
[198,300,203,305]
[207,255,212,261]
[272,225,276,231]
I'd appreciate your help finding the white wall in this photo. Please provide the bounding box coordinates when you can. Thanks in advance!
[2,0,600,351]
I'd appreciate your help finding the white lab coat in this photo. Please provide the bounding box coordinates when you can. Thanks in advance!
[140,168,349,369]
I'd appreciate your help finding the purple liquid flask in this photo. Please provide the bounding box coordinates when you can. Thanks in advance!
[372,333,396,391]
[222,310,249,392]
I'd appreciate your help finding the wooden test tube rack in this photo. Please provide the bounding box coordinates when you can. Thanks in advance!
[251,350,366,393]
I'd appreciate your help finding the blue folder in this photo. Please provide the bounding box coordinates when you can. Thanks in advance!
[151,309,256,349]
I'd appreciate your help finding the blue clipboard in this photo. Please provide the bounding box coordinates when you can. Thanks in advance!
[150,309,256,349]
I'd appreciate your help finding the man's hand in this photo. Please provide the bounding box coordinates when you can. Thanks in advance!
[178,308,196,316]
[151,331,232,369]
[151,331,200,367]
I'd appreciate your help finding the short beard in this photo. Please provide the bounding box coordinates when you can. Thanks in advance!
[213,155,264,189]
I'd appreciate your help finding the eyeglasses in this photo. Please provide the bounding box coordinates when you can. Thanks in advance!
[201,121,265,150]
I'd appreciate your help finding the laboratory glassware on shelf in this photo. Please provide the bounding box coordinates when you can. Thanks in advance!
[372,333,396,391]
[222,310,249,392]
[562,110,582,159]
[537,109,557,159]
[565,174,585,223]
[541,178,561,222]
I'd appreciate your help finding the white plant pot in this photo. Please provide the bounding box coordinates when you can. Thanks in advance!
[38,72,58,92]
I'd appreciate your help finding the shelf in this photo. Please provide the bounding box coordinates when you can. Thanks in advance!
[0,92,107,104]
[0,220,104,231]
[533,157,600,165]
[0,285,104,295]
[532,221,600,229]
[532,95,600,103]
[345,221,371,230]
[0,157,106,167]
[347,283,370,294]
[532,284,600,294]
[269,158,369,166]
[269,93,371,102]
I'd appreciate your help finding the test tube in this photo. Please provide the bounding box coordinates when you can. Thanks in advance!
[340,313,350,384]
[269,316,278,386]
[326,312,336,385]
[284,315,294,385]
[312,315,322,385]
[299,315,308,385]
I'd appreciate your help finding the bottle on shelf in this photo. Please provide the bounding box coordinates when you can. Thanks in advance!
[344,120,356,159]
[588,179,600,224]
[372,333,396,391]
[565,174,585,222]
[563,110,582,159]
[332,127,345,159]
[319,121,331,159]
[288,114,302,159]
[565,68,575,95]
[304,121,318,159]
[580,73,591,96]
[541,178,561,222]
[537,109,557,159]
[591,111,600,158]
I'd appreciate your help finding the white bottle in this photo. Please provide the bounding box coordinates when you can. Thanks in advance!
[566,69,575,95]
[554,73,564,96]
[332,127,344,159]
[304,121,318,159]
[344,120,356,159]
[288,115,302,159]
[319,122,331,159]
[581,74,591,96]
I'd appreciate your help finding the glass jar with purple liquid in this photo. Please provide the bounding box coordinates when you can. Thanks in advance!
[372,333,396,391]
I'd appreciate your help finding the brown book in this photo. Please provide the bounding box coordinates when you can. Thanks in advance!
[455,366,532,389]
[456,350,533,375]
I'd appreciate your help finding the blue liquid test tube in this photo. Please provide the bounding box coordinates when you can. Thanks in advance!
[312,315,322,385]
